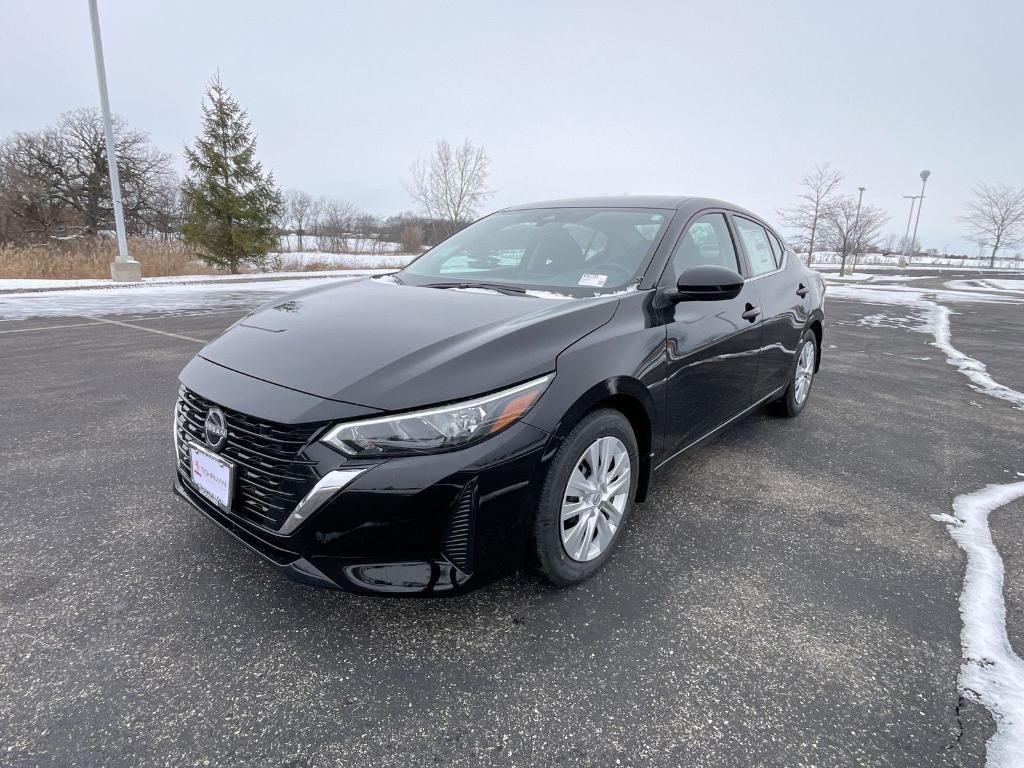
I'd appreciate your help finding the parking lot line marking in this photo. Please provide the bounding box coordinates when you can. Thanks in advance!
[0,321,104,334]
[83,315,207,343]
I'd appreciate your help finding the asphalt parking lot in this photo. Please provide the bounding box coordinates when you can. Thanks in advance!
[2,275,1023,767]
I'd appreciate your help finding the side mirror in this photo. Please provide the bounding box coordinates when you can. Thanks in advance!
[671,265,744,302]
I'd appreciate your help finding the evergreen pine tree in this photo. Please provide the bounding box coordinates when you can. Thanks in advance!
[181,75,281,273]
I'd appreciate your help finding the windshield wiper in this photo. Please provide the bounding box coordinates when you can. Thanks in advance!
[423,281,527,295]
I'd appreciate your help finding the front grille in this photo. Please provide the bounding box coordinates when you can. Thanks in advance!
[175,386,324,531]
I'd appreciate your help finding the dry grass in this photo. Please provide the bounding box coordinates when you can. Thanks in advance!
[0,238,400,280]
[271,257,347,272]
[0,238,220,280]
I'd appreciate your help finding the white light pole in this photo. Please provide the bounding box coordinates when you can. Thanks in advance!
[850,186,865,273]
[909,169,931,266]
[88,0,141,281]
[901,195,917,267]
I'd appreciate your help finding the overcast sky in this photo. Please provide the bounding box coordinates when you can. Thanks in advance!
[3,0,1022,252]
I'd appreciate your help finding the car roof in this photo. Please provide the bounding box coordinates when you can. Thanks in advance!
[500,195,760,218]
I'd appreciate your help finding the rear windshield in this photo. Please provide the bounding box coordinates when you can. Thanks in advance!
[398,207,671,296]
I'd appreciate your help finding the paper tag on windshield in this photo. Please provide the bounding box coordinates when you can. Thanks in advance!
[578,273,608,287]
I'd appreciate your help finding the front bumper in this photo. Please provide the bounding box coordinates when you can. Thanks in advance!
[174,418,556,595]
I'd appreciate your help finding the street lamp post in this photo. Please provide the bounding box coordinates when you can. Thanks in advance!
[850,186,865,273]
[88,0,141,282]
[901,195,917,267]
[909,170,931,266]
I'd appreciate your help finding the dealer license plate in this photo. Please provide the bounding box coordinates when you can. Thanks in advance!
[189,443,234,511]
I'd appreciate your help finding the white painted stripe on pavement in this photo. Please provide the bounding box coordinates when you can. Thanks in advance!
[0,321,104,334]
[82,315,206,343]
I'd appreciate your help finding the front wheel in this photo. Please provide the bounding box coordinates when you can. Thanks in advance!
[533,409,639,586]
[769,330,817,417]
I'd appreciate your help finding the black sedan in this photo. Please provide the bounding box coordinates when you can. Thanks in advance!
[174,196,825,594]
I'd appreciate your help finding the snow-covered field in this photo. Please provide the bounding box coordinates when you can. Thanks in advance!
[275,234,406,254]
[810,251,1024,270]
[270,251,414,269]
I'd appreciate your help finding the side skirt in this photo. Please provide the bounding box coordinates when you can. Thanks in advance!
[652,384,788,472]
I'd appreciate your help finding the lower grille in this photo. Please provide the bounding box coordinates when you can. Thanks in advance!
[441,480,477,573]
[175,386,325,531]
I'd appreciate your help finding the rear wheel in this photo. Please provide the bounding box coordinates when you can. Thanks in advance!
[769,329,817,417]
[533,409,639,586]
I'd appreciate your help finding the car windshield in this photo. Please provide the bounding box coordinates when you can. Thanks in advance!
[398,207,671,296]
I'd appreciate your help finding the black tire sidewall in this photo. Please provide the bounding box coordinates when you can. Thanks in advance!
[533,409,639,586]
[782,331,817,416]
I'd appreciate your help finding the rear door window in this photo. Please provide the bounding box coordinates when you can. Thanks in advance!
[733,217,777,275]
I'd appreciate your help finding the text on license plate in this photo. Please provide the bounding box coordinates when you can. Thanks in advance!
[189,444,233,510]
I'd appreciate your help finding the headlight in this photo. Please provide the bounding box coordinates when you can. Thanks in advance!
[321,375,552,457]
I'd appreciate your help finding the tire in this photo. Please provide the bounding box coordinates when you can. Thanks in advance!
[533,409,640,586]
[769,329,817,417]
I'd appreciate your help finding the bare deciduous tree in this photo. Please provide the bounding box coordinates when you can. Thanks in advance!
[778,163,844,265]
[406,138,492,240]
[400,223,424,254]
[283,189,314,251]
[959,182,1024,268]
[316,198,360,253]
[880,233,901,256]
[819,196,888,276]
[0,109,176,244]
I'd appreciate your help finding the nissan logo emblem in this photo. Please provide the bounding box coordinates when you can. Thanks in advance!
[204,407,228,452]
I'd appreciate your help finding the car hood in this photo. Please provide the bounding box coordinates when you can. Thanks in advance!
[198,277,619,411]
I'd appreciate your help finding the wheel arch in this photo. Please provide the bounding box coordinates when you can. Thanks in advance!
[548,377,656,504]
[807,313,824,372]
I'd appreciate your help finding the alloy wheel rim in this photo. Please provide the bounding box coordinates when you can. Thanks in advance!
[560,435,631,562]
[794,340,815,405]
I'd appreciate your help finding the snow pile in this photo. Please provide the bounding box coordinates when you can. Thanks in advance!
[939,483,1024,768]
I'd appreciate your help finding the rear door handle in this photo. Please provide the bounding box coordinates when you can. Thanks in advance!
[796,284,809,298]
[741,303,761,322]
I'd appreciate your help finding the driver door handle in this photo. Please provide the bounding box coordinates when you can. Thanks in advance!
[741,303,761,322]
[796,283,809,298]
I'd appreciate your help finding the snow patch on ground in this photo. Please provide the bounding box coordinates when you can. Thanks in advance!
[940,483,1024,768]
[924,304,1024,410]
[829,283,1024,410]
[0,274,373,320]
[0,269,394,294]
[945,279,1024,296]
[822,272,875,282]
[827,282,1017,306]
[857,313,915,329]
